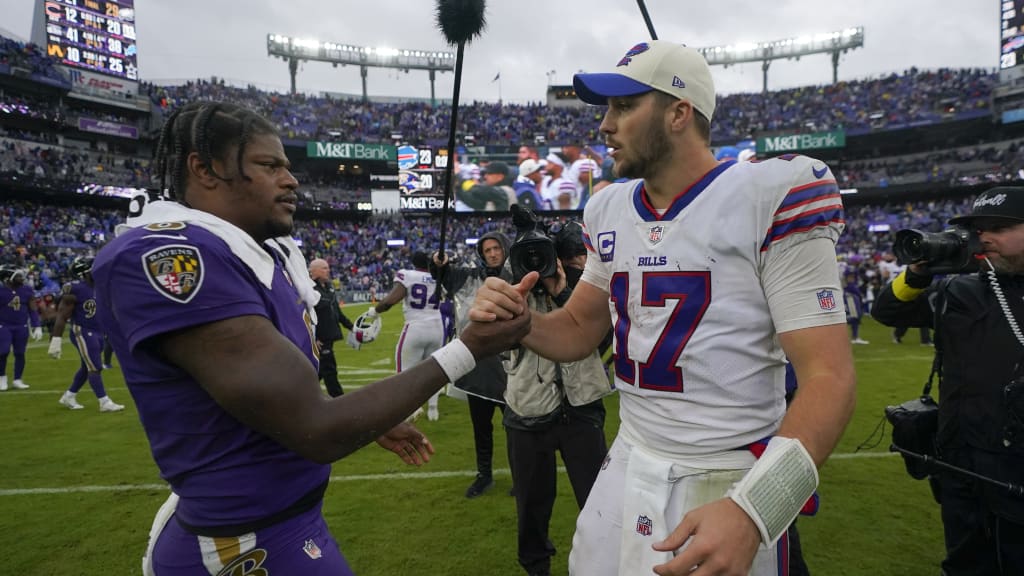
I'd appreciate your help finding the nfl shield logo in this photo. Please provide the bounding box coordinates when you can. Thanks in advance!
[648,225,664,244]
[817,289,836,311]
[303,538,323,560]
[636,515,653,536]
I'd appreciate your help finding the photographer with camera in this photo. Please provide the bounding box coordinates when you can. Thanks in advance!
[873,186,1024,575]
[504,206,613,576]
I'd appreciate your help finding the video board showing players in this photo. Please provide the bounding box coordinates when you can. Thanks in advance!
[397,145,454,211]
[1002,0,1024,70]
[42,0,138,80]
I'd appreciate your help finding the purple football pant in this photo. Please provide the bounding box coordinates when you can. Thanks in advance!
[152,502,355,575]
[0,325,29,355]
[69,325,104,372]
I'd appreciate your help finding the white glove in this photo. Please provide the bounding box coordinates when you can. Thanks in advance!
[364,307,379,319]
[346,331,362,350]
[48,336,62,359]
[31,326,43,341]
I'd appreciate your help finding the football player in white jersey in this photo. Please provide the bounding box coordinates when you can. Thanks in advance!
[469,40,856,576]
[367,253,446,421]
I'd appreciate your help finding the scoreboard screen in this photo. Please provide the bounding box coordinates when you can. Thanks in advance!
[397,145,454,211]
[1002,0,1024,69]
[42,0,138,80]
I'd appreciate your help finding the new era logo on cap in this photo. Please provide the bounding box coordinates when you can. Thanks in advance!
[573,40,716,122]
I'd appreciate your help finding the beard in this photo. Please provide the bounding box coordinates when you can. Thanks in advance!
[613,114,675,180]
[986,252,1024,275]
[264,216,294,240]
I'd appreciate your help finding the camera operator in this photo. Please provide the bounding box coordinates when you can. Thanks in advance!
[873,186,1024,575]
[504,210,613,576]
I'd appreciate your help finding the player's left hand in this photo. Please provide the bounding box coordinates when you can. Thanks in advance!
[651,498,761,576]
[376,421,435,466]
[31,326,43,341]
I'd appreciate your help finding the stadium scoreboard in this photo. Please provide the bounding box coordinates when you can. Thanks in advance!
[1002,0,1024,70]
[41,0,138,81]
[397,145,453,211]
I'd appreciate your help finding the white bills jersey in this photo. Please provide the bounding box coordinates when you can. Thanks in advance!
[395,269,441,325]
[579,155,847,458]
[393,268,444,372]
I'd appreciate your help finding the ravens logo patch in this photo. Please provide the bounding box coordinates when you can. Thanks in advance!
[142,245,204,303]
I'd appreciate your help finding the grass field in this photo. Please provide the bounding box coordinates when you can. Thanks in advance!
[0,307,946,576]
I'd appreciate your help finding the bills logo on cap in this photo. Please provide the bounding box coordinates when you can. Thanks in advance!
[817,289,837,311]
[617,43,650,67]
[636,515,653,536]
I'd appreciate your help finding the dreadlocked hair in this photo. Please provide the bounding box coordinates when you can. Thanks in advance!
[152,101,278,202]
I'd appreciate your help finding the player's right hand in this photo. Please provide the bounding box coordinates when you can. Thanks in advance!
[468,272,539,322]
[47,336,62,359]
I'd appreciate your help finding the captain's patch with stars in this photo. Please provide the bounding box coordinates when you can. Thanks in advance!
[142,244,204,303]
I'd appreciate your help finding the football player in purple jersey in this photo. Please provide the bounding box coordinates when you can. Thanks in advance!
[91,101,529,575]
[49,257,125,412]
[0,266,43,391]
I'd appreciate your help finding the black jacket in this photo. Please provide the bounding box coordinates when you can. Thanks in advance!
[313,279,353,343]
[874,271,1024,454]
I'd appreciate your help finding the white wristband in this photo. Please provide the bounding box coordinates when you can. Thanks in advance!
[430,339,476,382]
[727,436,819,546]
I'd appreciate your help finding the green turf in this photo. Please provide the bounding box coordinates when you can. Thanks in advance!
[0,310,945,575]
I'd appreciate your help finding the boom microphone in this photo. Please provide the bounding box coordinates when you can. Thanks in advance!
[433,0,487,299]
[636,0,658,39]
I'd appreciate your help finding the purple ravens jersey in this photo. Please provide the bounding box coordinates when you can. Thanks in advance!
[0,284,35,327]
[92,223,328,531]
[65,280,101,330]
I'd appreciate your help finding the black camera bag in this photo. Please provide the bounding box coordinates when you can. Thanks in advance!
[886,392,939,479]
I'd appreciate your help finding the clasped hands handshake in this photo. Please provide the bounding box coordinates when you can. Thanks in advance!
[458,271,540,358]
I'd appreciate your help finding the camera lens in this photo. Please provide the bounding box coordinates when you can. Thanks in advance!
[524,248,545,271]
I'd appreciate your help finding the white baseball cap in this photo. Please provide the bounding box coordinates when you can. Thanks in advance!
[518,158,543,177]
[573,40,716,122]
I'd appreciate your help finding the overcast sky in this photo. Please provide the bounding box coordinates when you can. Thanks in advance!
[4,0,1001,103]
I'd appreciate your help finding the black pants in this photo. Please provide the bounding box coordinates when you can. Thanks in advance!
[506,412,607,576]
[893,325,932,344]
[939,447,1024,575]
[318,343,343,397]
[468,394,503,477]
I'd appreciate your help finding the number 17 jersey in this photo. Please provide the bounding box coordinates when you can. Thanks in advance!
[579,156,847,458]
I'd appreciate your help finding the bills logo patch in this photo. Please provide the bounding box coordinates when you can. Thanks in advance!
[648,225,664,244]
[636,515,653,536]
[616,42,650,67]
[816,289,836,311]
[303,538,323,560]
[142,245,204,303]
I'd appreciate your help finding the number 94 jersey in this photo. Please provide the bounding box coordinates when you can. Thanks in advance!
[395,269,441,324]
[580,156,847,457]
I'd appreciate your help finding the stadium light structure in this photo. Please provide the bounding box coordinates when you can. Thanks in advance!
[697,27,864,93]
[267,34,455,104]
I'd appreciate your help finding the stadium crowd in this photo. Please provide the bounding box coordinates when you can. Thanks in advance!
[146,68,994,145]
[0,195,976,312]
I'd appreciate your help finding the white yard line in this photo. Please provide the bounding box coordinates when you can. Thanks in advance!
[0,452,899,497]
